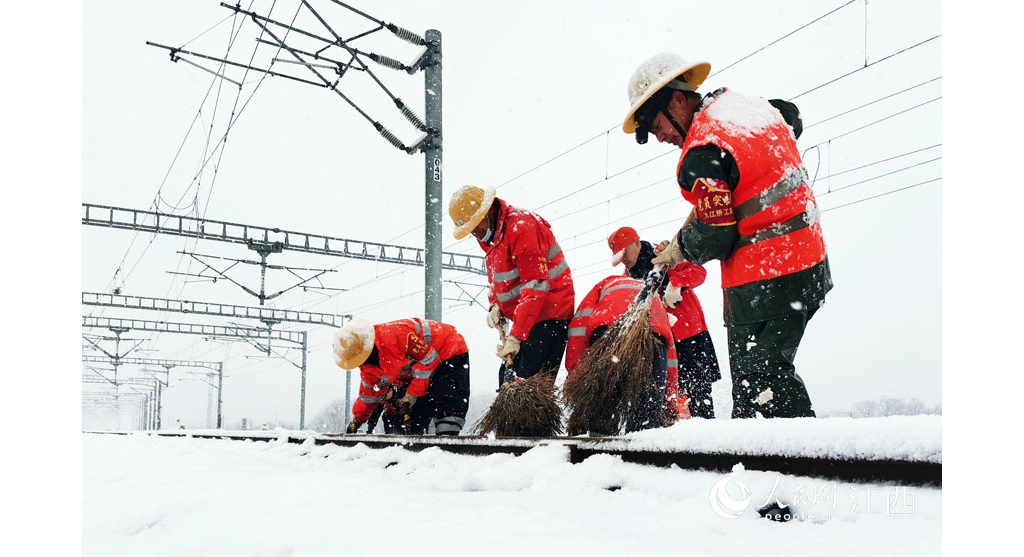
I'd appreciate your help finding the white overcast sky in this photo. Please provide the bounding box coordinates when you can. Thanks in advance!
[72,0,951,431]
[71,0,960,429]
[1,0,1019,550]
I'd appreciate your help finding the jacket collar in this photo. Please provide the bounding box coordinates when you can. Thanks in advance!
[475,197,510,253]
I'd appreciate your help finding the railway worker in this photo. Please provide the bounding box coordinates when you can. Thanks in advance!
[564,274,681,436]
[333,317,470,436]
[608,226,721,418]
[448,185,575,388]
[622,52,832,418]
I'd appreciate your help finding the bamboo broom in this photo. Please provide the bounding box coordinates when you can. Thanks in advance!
[471,318,564,437]
[562,266,666,435]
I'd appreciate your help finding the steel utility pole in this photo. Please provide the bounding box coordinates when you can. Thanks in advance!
[143,2,464,321]
[423,29,442,321]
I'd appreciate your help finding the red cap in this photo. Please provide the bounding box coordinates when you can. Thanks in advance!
[608,226,640,266]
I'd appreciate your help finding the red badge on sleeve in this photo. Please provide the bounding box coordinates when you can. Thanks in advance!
[406,333,431,361]
[691,177,736,226]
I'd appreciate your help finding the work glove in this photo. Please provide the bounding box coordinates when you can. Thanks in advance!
[496,335,521,361]
[397,393,418,414]
[662,284,683,308]
[661,403,679,428]
[346,418,365,434]
[486,304,504,330]
[651,233,685,268]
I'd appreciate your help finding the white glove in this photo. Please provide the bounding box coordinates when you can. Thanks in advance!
[486,304,504,330]
[663,284,683,308]
[397,393,418,412]
[496,335,521,360]
[651,234,685,267]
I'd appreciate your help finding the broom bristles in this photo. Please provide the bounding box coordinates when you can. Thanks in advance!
[562,297,658,433]
[472,372,564,437]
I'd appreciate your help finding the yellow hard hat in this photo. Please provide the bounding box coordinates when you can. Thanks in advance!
[331,319,375,370]
[449,184,496,240]
[622,52,711,134]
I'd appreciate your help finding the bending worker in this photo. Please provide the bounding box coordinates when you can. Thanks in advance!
[608,226,721,418]
[565,274,680,435]
[333,317,470,435]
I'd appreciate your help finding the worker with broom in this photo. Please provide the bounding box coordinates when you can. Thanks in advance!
[564,274,679,435]
[608,226,721,418]
[332,317,470,436]
[621,52,832,418]
[448,185,575,387]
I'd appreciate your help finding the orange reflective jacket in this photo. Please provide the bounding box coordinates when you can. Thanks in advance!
[479,198,575,340]
[679,89,827,289]
[352,318,468,421]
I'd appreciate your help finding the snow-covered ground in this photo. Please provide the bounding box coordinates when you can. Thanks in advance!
[83,416,942,556]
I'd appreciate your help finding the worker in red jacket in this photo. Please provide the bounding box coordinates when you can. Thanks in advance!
[565,275,680,435]
[332,317,470,435]
[623,52,831,418]
[608,226,721,418]
[449,185,575,387]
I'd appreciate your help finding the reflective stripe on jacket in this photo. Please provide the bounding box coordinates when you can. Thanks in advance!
[479,198,575,340]
[679,88,827,289]
[351,318,468,421]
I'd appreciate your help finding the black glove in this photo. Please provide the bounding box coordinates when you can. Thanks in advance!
[346,418,365,434]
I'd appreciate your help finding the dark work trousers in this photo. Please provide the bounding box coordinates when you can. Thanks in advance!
[497,319,570,388]
[388,353,471,435]
[728,309,817,419]
[674,330,722,419]
[586,326,668,436]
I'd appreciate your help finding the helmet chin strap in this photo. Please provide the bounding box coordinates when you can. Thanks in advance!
[661,107,688,141]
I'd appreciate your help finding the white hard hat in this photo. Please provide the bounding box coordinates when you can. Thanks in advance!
[622,53,711,134]
[332,319,376,370]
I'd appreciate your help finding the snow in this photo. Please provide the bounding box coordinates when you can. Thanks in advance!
[83,416,942,556]
[627,52,693,104]
[332,319,375,367]
[703,90,786,137]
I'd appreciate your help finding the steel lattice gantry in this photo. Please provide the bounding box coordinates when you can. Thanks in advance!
[82,292,352,328]
[82,316,308,429]
[81,354,223,373]
[82,355,224,430]
[82,375,163,429]
[81,203,485,276]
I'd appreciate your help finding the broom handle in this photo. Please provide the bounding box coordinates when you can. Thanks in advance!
[497,317,515,386]
[637,263,669,304]
[497,317,514,365]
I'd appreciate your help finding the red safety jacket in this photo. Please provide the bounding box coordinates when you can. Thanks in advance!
[678,88,828,289]
[351,318,468,421]
[664,261,711,341]
[565,276,680,405]
[479,198,575,341]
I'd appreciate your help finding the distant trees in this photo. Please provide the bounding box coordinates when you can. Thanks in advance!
[310,398,349,433]
[850,397,941,417]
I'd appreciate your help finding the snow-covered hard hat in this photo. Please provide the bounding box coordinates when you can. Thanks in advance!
[332,319,375,370]
[449,184,496,240]
[622,53,711,134]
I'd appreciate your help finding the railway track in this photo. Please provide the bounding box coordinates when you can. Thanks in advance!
[89,430,942,487]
